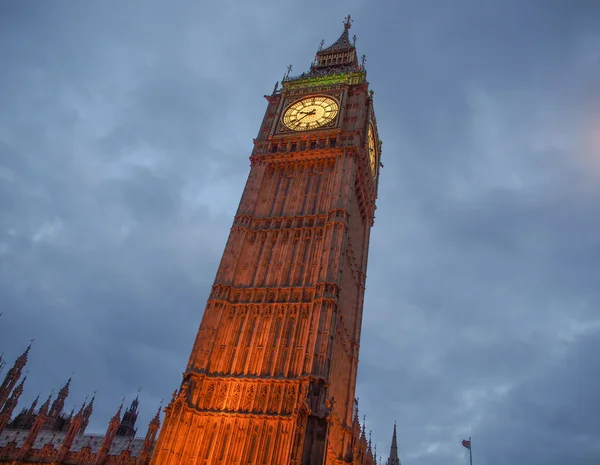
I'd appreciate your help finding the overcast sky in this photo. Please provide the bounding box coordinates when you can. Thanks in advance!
[2,1,600,464]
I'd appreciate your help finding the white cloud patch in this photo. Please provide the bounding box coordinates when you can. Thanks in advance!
[32,218,64,244]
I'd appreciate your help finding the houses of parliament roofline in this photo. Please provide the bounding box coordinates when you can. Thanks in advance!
[0,343,161,465]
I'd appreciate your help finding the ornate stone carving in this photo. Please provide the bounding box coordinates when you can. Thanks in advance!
[243,385,255,412]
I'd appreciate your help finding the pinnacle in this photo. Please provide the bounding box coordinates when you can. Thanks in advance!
[16,343,32,365]
[59,377,72,395]
[315,14,357,55]
[113,397,125,420]
[389,422,401,465]
[40,393,53,414]
[151,400,162,425]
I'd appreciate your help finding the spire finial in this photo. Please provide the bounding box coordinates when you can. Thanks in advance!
[361,54,367,69]
[353,34,357,46]
[319,39,325,51]
[152,399,163,423]
[344,15,352,30]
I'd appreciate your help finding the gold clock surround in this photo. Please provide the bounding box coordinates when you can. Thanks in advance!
[282,96,339,131]
[367,124,377,177]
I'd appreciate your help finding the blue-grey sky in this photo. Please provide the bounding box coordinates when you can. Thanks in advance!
[2,1,600,464]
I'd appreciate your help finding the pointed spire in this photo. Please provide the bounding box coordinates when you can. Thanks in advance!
[97,399,124,465]
[152,399,162,425]
[0,343,32,411]
[321,15,355,52]
[17,340,33,366]
[114,398,124,420]
[301,14,362,78]
[49,376,72,420]
[29,394,39,414]
[137,400,162,465]
[85,392,96,413]
[77,395,88,415]
[0,374,25,433]
[15,374,26,391]
[360,414,367,442]
[40,392,53,415]
[388,422,401,465]
[79,391,95,434]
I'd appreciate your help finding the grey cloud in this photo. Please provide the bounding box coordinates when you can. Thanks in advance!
[1,0,600,463]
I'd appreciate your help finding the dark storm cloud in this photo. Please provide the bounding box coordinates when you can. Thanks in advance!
[1,0,600,463]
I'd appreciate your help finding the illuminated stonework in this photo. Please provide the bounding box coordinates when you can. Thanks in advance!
[282,71,366,91]
[151,16,382,465]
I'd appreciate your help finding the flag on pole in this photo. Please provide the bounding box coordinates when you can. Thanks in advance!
[462,439,471,450]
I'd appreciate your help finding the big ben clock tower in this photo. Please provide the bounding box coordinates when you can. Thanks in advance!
[151,16,382,465]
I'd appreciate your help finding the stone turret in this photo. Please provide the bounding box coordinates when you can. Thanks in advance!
[18,392,51,460]
[137,403,161,465]
[0,344,30,409]
[56,401,86,462]
[48,377,71,425]
[117,394,139,437]
[95,401,123,465]
[80,393,95,433]
[0,375,26,433]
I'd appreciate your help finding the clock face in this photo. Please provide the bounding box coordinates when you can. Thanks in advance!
[368,125,377,177]
[282,96,339,131]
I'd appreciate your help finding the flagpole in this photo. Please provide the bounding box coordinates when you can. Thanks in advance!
[469,436,473,465]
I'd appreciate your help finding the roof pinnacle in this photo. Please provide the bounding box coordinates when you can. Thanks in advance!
[152,399,163,424]
[389,422,401,465]
[344,14,353,30]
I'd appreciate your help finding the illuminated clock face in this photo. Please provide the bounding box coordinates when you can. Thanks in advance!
[282,96,339,131]
[368,125,377,177]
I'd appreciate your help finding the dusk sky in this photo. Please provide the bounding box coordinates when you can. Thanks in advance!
[2,1,600,464]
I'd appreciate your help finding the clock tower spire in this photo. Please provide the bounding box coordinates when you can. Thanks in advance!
[151,17,382,465]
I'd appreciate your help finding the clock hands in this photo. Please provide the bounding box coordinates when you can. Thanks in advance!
[290,109,317,129]
[282,96,339,131]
